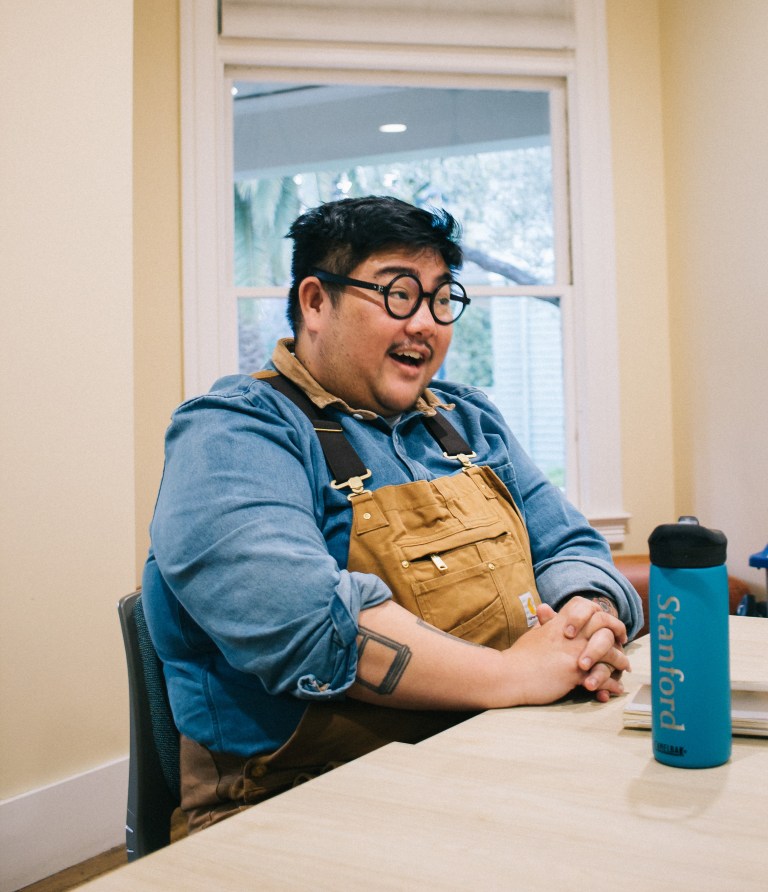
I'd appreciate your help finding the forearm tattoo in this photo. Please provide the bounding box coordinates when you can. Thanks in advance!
[356,626,412,695]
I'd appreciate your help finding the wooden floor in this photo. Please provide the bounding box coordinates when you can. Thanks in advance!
[18,811,187,892]
[17,846,127,892]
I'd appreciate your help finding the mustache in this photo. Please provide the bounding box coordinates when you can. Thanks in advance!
[389,340,434,361]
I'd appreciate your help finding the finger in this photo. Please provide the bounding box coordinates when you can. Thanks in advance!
[577,627,617,669]
[594,683,622,702]
[582,641,630,674]
[609,646,631,673]
[578,609,629,646]
[578,632,631,673]
[595,666,627,702]
[583,662,625,696]
[558,597,628,644]
[558,597,599,639]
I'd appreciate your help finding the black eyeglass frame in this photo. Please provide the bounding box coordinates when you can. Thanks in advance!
[310,268,470,325]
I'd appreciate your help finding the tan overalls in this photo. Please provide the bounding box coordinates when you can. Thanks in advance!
[181,373,541,831]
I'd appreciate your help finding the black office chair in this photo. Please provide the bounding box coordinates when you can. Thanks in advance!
[117,590,181,860]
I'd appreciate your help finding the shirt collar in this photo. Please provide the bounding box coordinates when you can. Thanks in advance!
[270,338,455,420]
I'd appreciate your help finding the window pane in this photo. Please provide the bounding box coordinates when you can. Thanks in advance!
[232,83,564,486]
[233,84,554,289]
[238,297,290,373]
[442,295,564,488]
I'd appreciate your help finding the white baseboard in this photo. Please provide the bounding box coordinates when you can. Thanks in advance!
[0,757,128,892]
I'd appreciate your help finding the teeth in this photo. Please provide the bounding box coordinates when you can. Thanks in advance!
[395,350,422,360]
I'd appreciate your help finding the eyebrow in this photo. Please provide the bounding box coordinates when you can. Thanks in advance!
[372,264,454,286]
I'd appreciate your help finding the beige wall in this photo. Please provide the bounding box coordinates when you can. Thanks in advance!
[133,0,184,579]
[607,0,768,589]
[2,0,766,823]
[659,0,768,592]
[0,0,182,806]
[0,1,136,799]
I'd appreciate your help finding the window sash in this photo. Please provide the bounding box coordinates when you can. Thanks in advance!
[180,0,628,542]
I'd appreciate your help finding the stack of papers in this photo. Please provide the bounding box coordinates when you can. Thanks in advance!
[623,616,768,737]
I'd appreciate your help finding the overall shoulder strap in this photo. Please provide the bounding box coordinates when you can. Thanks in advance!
[421,411,475,464]
[257,372,369,489]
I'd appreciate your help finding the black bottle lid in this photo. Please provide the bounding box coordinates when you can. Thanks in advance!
[648,516,727,568]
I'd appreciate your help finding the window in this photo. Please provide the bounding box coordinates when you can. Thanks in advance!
[180,0,629,542]
[231,82,568,486]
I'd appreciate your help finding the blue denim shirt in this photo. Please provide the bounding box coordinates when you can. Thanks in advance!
[143,342,643,756]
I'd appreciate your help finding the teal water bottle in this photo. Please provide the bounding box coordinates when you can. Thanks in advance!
[648,517,731,768]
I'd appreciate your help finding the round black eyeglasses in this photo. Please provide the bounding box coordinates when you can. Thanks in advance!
[311,268,470,325]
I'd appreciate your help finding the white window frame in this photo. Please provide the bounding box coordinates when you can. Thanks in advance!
[179,0,629,543]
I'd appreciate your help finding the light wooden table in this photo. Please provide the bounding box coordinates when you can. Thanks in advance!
[86,619,768,891]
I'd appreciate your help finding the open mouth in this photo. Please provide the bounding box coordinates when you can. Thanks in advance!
[389,349,426,367]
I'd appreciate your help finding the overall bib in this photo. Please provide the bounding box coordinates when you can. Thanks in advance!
[181,373,540,831]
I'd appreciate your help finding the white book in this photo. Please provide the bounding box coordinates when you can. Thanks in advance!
[623,616,768,737]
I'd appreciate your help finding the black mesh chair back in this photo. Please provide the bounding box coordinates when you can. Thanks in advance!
[117,590,181,860]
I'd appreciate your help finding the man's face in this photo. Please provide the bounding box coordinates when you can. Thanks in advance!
[295,248,454,416]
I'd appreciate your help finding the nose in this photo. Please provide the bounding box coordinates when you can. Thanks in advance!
[404,295,437,337]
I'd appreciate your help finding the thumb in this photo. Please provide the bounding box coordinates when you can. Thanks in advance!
[536,603,557,625]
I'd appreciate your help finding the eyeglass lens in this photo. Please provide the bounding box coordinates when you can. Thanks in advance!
[386,275,466,323]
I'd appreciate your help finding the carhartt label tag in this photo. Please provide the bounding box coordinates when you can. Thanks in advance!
[519,592,538,627]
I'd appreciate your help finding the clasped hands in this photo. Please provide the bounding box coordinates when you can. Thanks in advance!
[543,596,629,702]
[507,595,630,705]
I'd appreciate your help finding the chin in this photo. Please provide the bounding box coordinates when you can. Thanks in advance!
[375,376,430,415]
[380,393,421,415]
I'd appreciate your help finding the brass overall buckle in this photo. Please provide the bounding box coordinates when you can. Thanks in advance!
[330,469,372,499]
[443,451,477,470]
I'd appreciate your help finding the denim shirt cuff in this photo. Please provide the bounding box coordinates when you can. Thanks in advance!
[293,572,392,700]
[295,673,355,699]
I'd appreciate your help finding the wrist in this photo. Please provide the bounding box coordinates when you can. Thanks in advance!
[488,638,539,708]
[582,594,619,618]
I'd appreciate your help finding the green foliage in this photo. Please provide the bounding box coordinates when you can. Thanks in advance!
[446,300,493,387]
[234,178,301,288]
[233,145,553,288]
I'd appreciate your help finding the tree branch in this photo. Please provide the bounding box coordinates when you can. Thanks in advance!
[462,246,558,306]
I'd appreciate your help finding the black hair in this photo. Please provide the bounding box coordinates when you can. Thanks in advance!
[285,195,463,334]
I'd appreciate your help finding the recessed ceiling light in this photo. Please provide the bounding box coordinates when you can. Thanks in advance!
[379,123,407,133]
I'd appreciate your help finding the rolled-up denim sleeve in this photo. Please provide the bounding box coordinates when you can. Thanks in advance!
[150,381,391,700]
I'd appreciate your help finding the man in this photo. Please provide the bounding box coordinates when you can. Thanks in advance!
[143,196,642,832]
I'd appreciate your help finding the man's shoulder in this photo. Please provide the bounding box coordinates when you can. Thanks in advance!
[209,372,260,394]
[173,373,281,416]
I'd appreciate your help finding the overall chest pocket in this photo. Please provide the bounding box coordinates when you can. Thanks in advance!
[348,468,539,651]
[406,531,536,649]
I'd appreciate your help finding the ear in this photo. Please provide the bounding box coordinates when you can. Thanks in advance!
[297,275,330,335]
